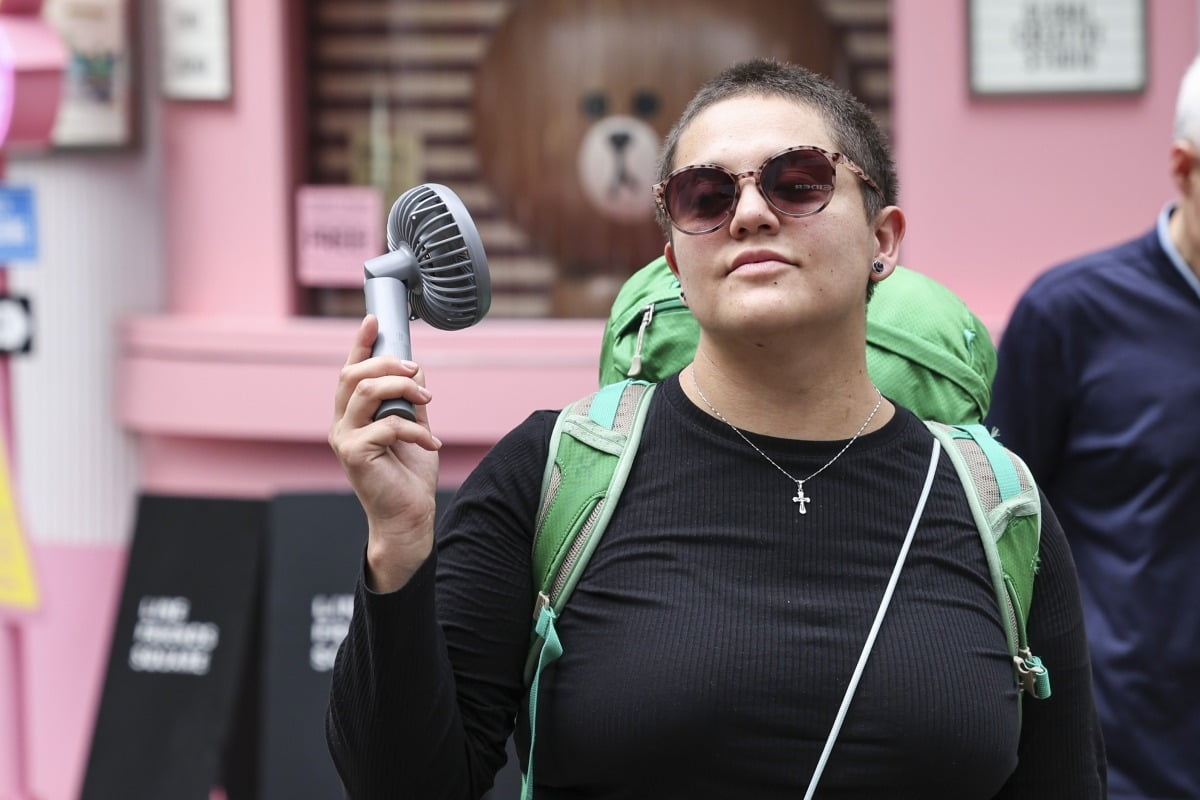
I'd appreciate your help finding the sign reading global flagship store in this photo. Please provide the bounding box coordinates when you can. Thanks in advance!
[969,0,1146,94]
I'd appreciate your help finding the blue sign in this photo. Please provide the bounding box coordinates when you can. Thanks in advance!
[0,186,38,264]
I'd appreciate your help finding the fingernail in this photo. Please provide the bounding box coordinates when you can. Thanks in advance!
[401,360,418,370]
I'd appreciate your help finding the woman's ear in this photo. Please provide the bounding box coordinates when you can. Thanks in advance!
[869,206,906,281]
[664,242,681,280]
[664,243,687,304]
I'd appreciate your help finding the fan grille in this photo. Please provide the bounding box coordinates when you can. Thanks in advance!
[388,184,492,331]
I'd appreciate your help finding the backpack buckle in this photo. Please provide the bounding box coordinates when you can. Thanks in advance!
[533,591,551,622]
[1014,648,1052,699]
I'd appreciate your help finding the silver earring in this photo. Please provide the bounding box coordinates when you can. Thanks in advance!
[871,260,885,274]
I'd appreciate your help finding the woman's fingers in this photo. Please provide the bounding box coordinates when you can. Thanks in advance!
[342,370,427,424]
[344,314,379,367]
[332,317,441,453]
[335,316,430,421]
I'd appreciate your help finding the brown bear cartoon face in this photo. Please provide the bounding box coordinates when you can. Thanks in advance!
[576,87,662,225]
[473,0,837,316]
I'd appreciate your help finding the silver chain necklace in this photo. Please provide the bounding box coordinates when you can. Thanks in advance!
[690,368,883,516]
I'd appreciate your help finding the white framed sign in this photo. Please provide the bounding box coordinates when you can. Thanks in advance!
[159,0,231,100]
[969,0,1146,95]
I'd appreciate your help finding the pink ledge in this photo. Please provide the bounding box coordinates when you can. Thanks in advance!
[116,315,609,495]
[117,315,607,443]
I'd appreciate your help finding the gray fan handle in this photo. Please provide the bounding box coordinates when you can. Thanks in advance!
[365,275,416,421]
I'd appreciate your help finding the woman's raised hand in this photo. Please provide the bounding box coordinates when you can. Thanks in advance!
[329,315,442,592]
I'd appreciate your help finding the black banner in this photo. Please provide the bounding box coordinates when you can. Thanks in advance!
[81,495,265,800]
[258,490,521,799]
[81,489,523,799]
[257,492,365,799]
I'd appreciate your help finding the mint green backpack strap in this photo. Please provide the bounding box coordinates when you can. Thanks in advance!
[924,421,1051,722]
[520,379,656,800]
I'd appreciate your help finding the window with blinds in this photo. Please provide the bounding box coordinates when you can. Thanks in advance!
[303,0,891,319]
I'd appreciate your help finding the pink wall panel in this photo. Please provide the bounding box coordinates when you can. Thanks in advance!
[118,315,607,492]
[162,0,296,317]
[21,543,125,800]
[893,0,1196,333]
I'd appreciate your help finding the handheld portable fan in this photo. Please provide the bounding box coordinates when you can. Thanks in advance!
[364,183,492,421]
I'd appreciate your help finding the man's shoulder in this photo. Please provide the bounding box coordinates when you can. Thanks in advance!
[1021,228,1158,308]
[1044,228,1155,278]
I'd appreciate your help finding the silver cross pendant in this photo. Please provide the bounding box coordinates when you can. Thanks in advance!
[793,481,811,515]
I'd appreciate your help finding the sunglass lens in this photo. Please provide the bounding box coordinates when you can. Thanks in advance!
[762,150,835,215]
[665,167,737,232]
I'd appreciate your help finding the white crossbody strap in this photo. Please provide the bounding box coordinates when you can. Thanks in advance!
[804,438,942,799]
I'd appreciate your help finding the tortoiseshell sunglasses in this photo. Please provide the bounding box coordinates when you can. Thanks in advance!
[653,145,883,235]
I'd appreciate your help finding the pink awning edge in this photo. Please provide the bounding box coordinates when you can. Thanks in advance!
[0,15,67,149]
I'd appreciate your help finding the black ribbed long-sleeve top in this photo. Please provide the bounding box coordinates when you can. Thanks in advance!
[327,375,1106,799]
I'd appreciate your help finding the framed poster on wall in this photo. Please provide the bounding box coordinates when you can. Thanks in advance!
[969,0,1146,95]
[159,0,232,101]
[43,0,137,148]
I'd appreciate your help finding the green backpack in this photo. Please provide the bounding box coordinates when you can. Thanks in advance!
[518,259,1049,799]
[599,255,997,425]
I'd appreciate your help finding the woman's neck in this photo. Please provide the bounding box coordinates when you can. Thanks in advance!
[682,342,893,440]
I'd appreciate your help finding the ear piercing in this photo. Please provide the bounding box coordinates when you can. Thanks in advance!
[871,260,885,274]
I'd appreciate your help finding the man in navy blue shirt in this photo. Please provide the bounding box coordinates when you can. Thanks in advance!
[987,56,1200,800]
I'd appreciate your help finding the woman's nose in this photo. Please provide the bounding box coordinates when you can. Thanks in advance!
[728,175,779,233]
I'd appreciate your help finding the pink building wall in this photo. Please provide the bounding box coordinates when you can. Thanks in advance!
[5,2,1197,798]
[894,1,1195,333]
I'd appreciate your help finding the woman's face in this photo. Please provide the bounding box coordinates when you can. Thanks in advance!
[663,95,891,346]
